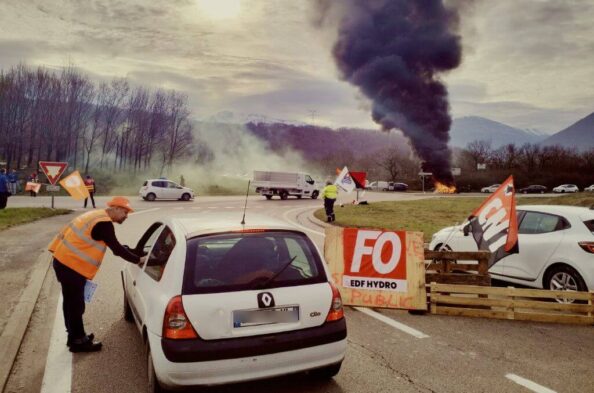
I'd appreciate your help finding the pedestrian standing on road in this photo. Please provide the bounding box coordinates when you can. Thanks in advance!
[48,196,147,352]
[0,169,10,209]
[7,169,18,195]
[83,174,96,208]
[322,180,338,222]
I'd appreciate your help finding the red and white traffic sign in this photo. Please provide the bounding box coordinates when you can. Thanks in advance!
[39,161,68,185]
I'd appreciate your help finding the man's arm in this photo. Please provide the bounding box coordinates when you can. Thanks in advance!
[91,222,140,264]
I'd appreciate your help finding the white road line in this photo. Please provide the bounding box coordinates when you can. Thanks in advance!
[281,207,325,237]
[207,206,217,209]
[506,374,557,393]
[225,206,234,209]
[40,295,71,393]
[354,307,429,339]
[130,207,160,216]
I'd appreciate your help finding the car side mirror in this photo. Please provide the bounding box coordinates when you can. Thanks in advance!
[463,224,471,237]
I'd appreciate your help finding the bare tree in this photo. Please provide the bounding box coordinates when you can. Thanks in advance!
[465,140,492,170]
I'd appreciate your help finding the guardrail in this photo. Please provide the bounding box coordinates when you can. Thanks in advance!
[430,283,594,325]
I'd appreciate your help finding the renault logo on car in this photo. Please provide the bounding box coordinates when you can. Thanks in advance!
[257,292,275,308]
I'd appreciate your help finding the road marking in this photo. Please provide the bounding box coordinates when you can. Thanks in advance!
[225,206,234,209]
[282,207,325,237]
[130,207,160,216]
[506,374,556,393]
[41,295,71,393]
[354,307,429,339]
[207,206,218,209]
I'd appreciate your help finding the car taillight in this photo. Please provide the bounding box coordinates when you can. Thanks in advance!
[578,242,594,254]
[326,282,344,322]
[163,296,198,339]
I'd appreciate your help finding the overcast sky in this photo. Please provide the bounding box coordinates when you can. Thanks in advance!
[1,0,592,134]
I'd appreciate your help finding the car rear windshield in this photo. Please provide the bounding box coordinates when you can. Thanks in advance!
[182,231,327,294]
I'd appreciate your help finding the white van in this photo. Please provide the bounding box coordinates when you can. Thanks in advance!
[368,181,389,191]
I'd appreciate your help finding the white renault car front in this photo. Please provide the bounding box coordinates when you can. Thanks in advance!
[121,213,347,391]
[429,205,594,292]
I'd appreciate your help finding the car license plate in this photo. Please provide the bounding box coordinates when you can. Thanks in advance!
[233,306,299,328]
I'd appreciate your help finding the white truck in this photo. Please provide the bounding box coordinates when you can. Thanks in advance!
[253,171,320,200]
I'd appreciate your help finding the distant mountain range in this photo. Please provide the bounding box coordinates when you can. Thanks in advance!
[541,112,594,151]
[448,116,549,148]
[203,111,594,151]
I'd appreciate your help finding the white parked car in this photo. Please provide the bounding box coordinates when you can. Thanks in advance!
[122,213,347,391]
[480,184,500,193]
[553,184,579,193]
[429,205,594,293]
[584,184,594,192]
[140,179,194,201]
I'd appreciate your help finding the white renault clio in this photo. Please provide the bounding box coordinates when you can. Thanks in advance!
[121,213,347,391]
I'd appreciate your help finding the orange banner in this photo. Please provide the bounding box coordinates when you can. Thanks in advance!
[325,227,426,310]
[25,182,41,193]
[59,171,90,200]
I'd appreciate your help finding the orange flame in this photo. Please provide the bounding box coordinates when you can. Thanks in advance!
[435,181,456,194]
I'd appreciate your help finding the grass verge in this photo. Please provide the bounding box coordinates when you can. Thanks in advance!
[0,208,71,231]
[314,193,594,241]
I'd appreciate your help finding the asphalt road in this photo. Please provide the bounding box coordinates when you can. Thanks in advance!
[4,193,592,393]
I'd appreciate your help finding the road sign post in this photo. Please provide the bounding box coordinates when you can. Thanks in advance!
[39,161,68,208]
[418,172,433,193]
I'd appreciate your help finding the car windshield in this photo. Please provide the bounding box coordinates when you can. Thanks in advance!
[182,231,327,294]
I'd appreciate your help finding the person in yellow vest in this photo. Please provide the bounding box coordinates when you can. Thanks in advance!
[48,196,147,352]
[83,174,96,208]
[322,180,338,222]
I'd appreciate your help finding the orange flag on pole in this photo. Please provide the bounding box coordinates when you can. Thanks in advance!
[59,171,90,200]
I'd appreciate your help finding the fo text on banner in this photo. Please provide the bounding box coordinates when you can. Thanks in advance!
[324,227,427,311]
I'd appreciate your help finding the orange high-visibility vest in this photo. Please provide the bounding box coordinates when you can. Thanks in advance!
[48,210,112,279]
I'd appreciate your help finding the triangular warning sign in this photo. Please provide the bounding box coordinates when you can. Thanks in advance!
[39,161,68,185]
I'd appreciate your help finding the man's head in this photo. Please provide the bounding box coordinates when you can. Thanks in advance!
[106,196,134,224]
[86,175,91,179]
[0,168,5,174]
[326,180,332,186]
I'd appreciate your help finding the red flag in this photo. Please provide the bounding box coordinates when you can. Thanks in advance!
[349,171,367,189]
[466,175,518,267]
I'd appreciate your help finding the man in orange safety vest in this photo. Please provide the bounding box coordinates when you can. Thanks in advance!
[49,196,147,352]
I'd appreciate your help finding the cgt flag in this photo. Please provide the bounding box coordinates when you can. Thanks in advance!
[466,175,518,267]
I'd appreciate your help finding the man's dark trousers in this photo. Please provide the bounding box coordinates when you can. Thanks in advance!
[53,259,87,340]
[324,198,336,222]
[0,193,7,209]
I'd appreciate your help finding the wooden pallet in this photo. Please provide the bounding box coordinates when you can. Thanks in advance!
[430,283,594,325]
[424,250,491,286]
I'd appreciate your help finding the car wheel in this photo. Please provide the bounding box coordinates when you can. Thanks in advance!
[297,195,302,199]
[265,195,272,200]
[280,190,288,200]
[147,342,167,393]
[123,290,134,323]
[146,193,156,201]
[545,265,587,303]
[561,190,565,193]
[311,190,319,199]
[310,363,342,379]
[181,193,191,201]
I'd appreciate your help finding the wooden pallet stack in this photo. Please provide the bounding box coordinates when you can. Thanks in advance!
[430,283,594,325]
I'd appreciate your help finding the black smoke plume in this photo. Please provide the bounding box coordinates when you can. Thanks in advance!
[317,0,462,185]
